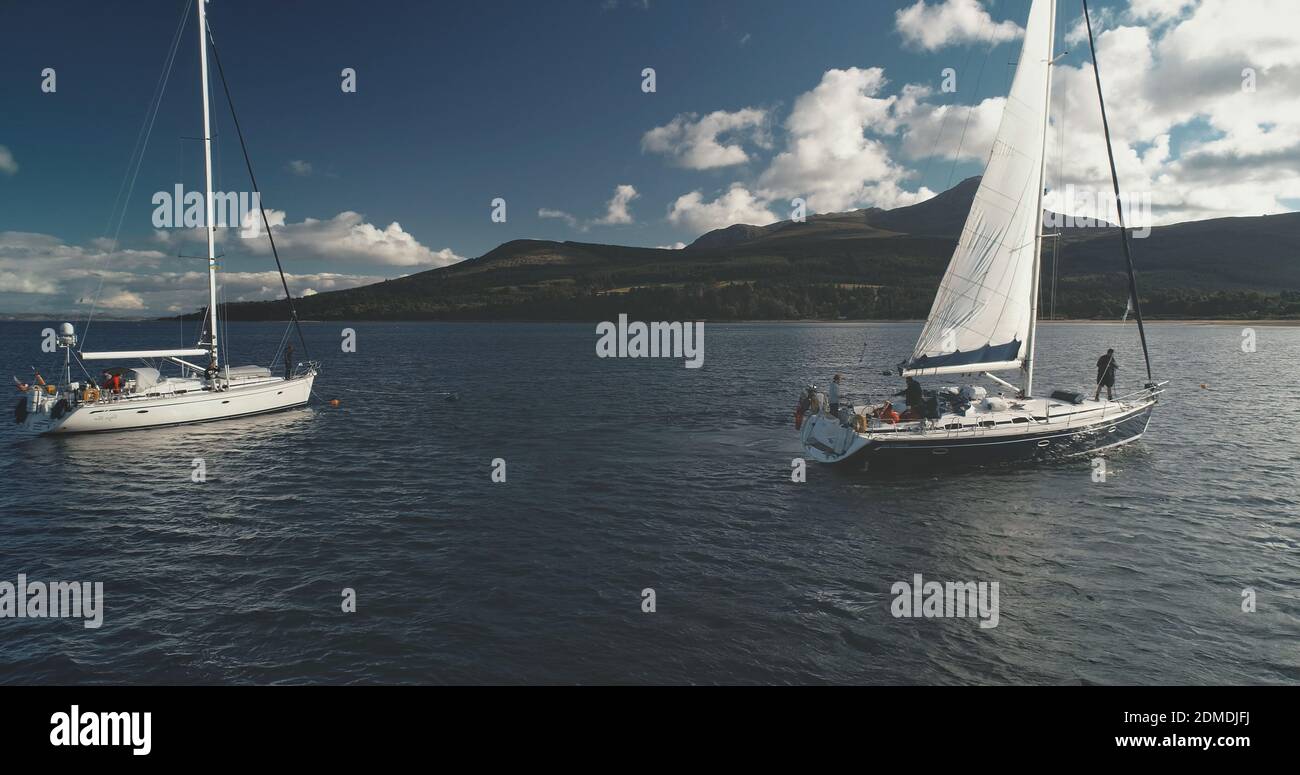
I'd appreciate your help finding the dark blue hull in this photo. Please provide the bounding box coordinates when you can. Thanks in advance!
[852,404,1154,471]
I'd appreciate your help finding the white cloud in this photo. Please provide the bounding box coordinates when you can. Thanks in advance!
[0,145,17,175]
[595,184,639,225]
[653,67,936,237]
[1127,0,1197,24]
[239,210,464,267]
[642,108,770,169]
[98,290,146,310]
[147,208,462,268]
[1044,0,1300,224]
[1065,4,1118,46]
[667,184,779,233]
[538,208,580,229]
[0,229,408,315]
[286,159,313,176]
[0,270,60,295]
[758,67,932,212]
[896,86,1005,163]
[656,242,687,250]
[895,0,1024,51]
[540,185,640,231]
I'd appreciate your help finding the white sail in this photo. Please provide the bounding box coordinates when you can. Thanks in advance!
[903,0,1055,378]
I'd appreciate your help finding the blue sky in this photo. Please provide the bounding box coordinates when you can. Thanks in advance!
[1,0,1296,314]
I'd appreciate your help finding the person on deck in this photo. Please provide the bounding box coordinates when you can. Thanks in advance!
[1094,348,1118,401]
[896,376,924,416]
[284,344,294,380]
[829,374,843,413]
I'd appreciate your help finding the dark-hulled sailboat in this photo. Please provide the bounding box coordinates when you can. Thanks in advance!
[798,0,1166,468]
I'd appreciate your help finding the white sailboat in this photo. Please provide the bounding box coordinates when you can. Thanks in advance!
[13,0,316,435]
[797,0,1166,468]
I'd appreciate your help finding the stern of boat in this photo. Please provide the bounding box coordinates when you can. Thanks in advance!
[795,390,873,464]
[13,383,74,436]
[800,413,872,464]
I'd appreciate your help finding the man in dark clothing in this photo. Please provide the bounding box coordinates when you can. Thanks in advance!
[896,376,924,416]
[284,344,294,380]
[1094,348,1118,401]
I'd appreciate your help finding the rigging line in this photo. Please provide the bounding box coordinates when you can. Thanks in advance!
[1051,62,1066,320]
[102,0,193,240]
[205,22,311,360]
[945,4,1002,190]
[1056,45,1069,319]
[1082,0,1152,381]
[83,0,194,348]
[916,13,985,192]
[272,324,292,373]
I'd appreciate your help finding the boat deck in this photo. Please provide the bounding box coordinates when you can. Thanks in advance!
[851,395,1133,436]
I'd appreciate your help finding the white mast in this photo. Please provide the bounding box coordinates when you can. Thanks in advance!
[198,0,219,370]
[1022,0,1056,398]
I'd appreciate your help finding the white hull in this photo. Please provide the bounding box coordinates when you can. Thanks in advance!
[10,2,319,441]
[20,373,315,435]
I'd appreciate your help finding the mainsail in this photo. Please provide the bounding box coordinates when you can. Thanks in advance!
[903,0,1055,378]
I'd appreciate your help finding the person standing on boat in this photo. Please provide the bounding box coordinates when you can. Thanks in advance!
[284,344,294,380]
[829,374,843,413]
[1094,348,1118,401]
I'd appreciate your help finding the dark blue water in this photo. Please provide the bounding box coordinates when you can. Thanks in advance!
[1,319,1297,684]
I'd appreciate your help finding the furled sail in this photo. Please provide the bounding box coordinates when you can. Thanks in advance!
[903,0,1054,377]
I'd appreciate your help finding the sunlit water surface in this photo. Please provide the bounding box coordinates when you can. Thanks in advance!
[1,320,1296,684]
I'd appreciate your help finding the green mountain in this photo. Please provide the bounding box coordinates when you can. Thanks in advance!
[211,177,1300,322]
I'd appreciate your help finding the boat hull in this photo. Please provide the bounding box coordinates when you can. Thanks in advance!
[800,396,1157,471]
[21,374,315,435]
[854,404,1153,470]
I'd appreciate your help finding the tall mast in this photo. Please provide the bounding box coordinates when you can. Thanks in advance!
[1022,0,1056,398]
[1083,0,1153,383]
[198,0,219,370]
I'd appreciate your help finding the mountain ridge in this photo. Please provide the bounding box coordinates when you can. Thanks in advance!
[205,177,1300,322]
